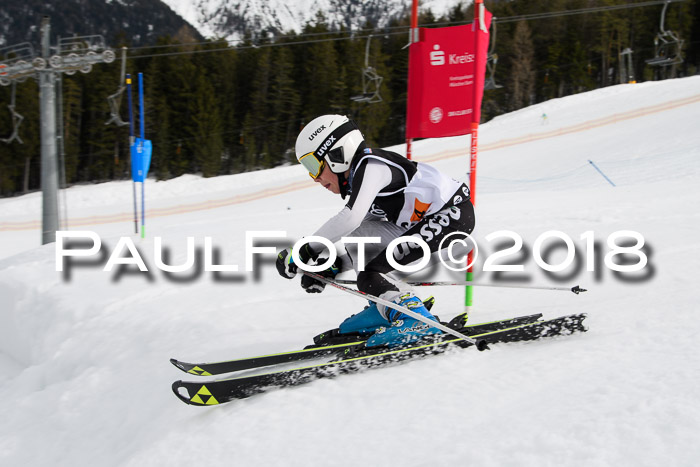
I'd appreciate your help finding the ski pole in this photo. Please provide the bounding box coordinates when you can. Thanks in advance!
[332,278,586,295]
[303,272,490,351]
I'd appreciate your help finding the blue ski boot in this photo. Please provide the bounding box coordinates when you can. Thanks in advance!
[366,293,443,348]
[338,303,390,335]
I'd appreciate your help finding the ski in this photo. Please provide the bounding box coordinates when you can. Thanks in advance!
[170,313,543,377]
[170,340,366,377]
[171,313,586,406]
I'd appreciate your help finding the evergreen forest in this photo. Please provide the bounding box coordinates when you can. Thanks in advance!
[1,0,698,197]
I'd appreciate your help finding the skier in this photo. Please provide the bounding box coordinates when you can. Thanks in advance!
[276,114,475,347]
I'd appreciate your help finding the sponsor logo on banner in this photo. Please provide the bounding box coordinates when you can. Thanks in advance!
[430,46,474,67]
[430,45,445,66]
[448,109,472,116]
[429,107,443,124]
[449,53,474,64]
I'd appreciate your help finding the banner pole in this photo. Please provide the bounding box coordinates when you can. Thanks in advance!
[126,74,138,235]
[138,72,146,239]
[405,0,419,161]
[465,0,484,312]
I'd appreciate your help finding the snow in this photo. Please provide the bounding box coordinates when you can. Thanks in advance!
[2,75,700,466]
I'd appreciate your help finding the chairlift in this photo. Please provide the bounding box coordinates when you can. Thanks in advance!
[0,81,24,144]
[351,35,383,104]
[645,1,683,67]
[105,47,129,126]
[0,42,45,86]
[484,19,502,90]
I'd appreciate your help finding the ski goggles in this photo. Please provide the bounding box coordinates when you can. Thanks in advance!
[299,151,326,179]
[299,120,360,179]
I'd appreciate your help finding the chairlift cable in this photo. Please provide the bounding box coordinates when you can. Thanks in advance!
[125,0,688,59]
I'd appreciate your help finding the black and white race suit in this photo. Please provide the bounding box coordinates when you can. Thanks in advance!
[311,147,475,318]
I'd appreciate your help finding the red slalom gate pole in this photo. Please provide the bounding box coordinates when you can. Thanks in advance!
[406,0,419,160]
[465,0,484,311]
[465,120,478,310]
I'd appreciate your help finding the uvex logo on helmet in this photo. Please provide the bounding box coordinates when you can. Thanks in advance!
[316,135,336,158]
[308,125,326,141]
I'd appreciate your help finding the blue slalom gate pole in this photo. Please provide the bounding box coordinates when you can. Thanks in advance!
[126,74,138,234]
[138,72,146,238]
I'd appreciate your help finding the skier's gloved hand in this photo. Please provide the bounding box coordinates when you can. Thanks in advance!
[276,248,297,279]
[275,244,318,280]
[301,258,341,293]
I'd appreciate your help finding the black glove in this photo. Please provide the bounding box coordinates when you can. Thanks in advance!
[300,258,342,293]
[276,248,297,279]
[275,244,318,280]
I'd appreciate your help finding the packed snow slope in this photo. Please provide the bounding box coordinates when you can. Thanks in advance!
[1,76,699,467]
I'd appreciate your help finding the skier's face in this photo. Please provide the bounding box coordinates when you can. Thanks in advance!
[314,163,341,194]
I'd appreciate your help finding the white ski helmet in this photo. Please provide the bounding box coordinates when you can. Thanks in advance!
[295,114,364,178]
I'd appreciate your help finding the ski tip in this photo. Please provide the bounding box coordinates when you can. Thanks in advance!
[475,339,489,351]
[170,358,184,369]
[170,358,193,373]
[172,380,193,405]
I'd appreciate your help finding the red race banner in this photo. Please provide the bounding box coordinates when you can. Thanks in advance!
[406,12,492,139]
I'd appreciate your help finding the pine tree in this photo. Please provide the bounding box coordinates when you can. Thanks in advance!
[507,21,535,111]
[151,92,173,180]
[61,75,83,183]
[381,16,412,142]
[247,46,272,168]
[299,15,340,120]
[160,45,197,177]
[192,73,223,177]
[269,45,300,165]
[211,47,238,174]
[240,111,257,172]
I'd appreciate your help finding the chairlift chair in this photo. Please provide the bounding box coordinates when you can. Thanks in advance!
[645,1,684,67]
[105,47,129,127]
[484,19,502,90]
[0,81,24,144]
[484,53,502,90]
[351,35,383,104]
